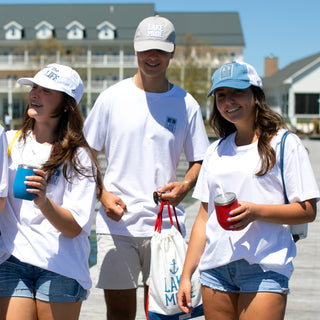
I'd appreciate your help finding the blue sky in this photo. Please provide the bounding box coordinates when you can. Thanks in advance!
[1,0,318,77]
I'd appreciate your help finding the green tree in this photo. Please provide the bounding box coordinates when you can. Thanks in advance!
[168,33,211,109]
[26,37,64,55]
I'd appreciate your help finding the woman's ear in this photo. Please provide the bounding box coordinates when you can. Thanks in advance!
[170,46,176,59]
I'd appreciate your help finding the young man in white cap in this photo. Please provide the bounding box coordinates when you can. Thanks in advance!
[84,16,209,319]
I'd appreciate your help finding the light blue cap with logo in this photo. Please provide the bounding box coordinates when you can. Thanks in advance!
[207,61,262,97]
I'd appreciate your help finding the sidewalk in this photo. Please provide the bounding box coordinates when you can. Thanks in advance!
[284,138,320,320]
[80,138,320,320]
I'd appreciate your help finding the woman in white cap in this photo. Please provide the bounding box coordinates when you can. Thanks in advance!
[177,61,319,319]
[0,64,102,320]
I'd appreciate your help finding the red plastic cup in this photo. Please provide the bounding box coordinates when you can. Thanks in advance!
[214,192,239,230]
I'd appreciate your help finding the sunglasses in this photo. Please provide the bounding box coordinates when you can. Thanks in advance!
[153,191,160,205]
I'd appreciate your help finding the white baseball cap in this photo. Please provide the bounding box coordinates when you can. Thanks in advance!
[17,63,84,104]
[134,15,176,53]
[207,61,263,97]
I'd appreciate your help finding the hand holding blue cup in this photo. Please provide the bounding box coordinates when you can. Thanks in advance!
[13,164,39,201]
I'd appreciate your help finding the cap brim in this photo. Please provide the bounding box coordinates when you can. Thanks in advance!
[17,76,64,93]
[17,77,35,86]
[207,80,251,98]
[134,40,174,53]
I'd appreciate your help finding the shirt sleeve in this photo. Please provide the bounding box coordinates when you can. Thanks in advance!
[61,148,97,235]
[183,98,209,162]
[84,90,109,152]
[0,127,8,197]
[282,133,320,203]
[192,142,218,202]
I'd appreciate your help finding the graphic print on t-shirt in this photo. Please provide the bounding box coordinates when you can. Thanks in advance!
[165,117,177,133]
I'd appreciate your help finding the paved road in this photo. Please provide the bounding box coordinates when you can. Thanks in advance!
[80,138,320,320]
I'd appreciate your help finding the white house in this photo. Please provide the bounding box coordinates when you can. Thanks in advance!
[263,53,320,132]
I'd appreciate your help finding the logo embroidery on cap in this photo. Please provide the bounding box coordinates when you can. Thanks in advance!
[147,23,164,39]
[220,64,233,80]
[44,69,59,81]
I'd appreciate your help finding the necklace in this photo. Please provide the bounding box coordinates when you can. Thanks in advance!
[133,75,171,92]
[167,79,171,91]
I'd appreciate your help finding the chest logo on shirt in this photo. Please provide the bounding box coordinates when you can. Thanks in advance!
[165,117,177,134]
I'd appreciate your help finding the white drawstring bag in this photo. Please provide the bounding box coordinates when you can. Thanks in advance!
[146,201,204,320]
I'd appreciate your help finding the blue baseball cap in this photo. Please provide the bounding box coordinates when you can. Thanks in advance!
[207,61,263,97]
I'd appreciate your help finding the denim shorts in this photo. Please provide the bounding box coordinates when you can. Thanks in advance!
[200,259,289,294]
[0,256,87,302]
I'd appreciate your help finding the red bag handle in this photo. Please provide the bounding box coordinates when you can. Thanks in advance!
[154,201,182,234]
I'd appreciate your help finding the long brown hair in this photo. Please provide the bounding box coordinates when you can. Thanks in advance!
[209,86,286,176]
[19,93,103,198]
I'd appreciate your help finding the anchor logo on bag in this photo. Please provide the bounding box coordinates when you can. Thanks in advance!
[170,259,179,274]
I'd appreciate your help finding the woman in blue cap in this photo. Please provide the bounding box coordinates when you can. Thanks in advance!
[177,61,319,319]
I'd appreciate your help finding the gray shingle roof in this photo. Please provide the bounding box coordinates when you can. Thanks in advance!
[0,4,244,47]
[161,12,245,46]
[263,52,320,88]
[0,4,155,41]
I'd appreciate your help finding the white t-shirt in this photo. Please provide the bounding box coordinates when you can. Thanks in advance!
[0,130,97,291]
[84,78,209,237]
[193,129,320,278]
[0,126,8,198]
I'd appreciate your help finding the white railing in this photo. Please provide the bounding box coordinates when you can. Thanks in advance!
[89,80,118,90]
[90,54,124,65]
[59,55,88,65]
[0,78,118,92]
[123,55,137,64]
[0,53,137,68]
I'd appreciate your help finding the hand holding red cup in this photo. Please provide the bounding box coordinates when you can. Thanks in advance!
[214,192,239,230]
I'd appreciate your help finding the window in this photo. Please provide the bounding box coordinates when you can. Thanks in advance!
[295,94,319,114]
[35,21,54,39]
[66,21,85,40]
[4,21,23,40]
[97,21,116,40]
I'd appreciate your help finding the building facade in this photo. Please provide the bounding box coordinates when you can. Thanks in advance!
[263,53,320,133]
[0,3,245,127]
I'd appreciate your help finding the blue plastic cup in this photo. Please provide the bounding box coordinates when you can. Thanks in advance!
[13,164,39,201]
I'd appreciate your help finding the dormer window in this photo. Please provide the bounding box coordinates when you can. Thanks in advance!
[66,21,85,40]
[4,21,23,40]
[35,21,54,39]
[97,21,116,40]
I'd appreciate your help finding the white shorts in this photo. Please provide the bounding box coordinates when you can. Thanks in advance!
[96,234,151,290]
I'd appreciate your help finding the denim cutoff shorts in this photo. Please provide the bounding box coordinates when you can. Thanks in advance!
[200,259,289,294]
[0,255,87,302]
